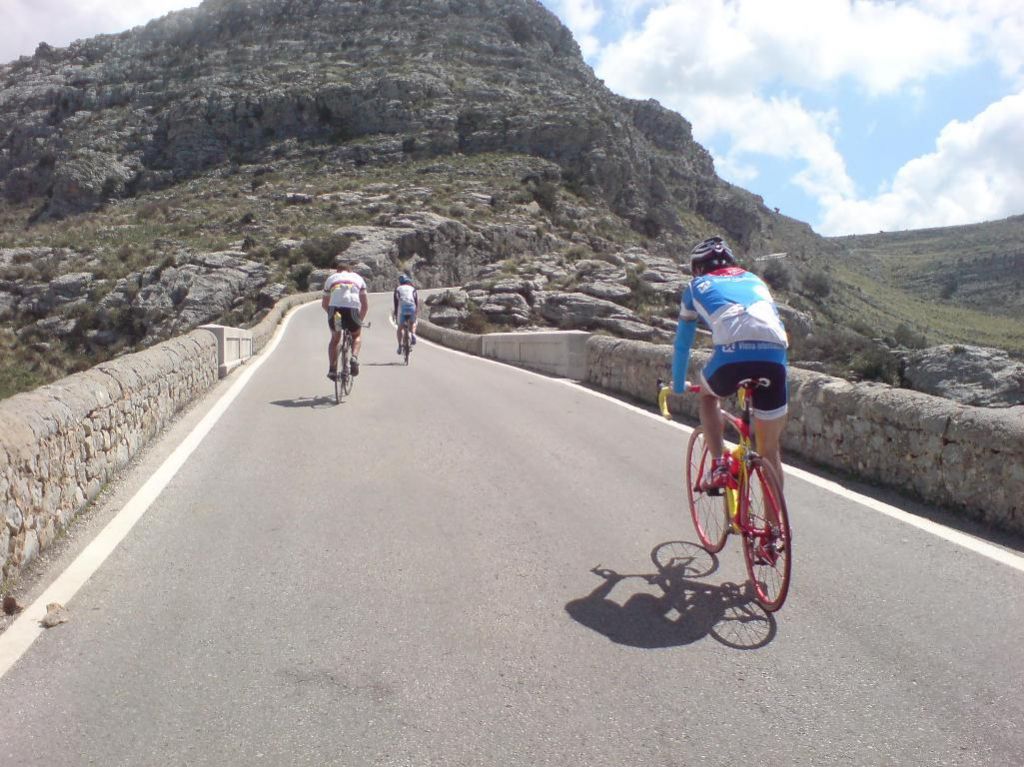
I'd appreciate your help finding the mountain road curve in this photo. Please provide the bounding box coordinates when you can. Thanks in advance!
[1,295,1023,766]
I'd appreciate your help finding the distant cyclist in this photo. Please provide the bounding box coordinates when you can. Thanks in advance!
[393,273,419,355]
[322,261,368,379]
[672,236,789,487]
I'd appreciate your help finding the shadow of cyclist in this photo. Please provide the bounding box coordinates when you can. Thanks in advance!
[270,395,336,409]
[564,542,775,649]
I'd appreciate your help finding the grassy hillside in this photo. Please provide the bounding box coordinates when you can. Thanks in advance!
[825,260,1024,353]
[830,215,1024,321]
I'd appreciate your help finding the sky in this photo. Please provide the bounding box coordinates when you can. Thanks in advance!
[541,0,1024,236]
[2,1,1023,236]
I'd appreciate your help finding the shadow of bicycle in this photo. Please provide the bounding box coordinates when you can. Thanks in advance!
[270,395,336,409]
[564,541,775,650]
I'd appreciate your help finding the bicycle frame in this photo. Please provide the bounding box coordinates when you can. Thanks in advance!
[721,387,754,533]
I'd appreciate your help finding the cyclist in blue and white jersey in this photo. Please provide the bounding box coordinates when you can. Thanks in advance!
[322,262,368,379]
[672,236,789,487]
[393,274,419,354]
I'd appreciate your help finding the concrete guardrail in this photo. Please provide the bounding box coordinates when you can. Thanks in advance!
[481,330,589,379]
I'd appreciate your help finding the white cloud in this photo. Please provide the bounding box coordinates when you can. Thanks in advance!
[819,91,1024,234]
[1,0,200,64]
[596,0,973,99]
[549,0,605,57]
[688,92,855,201]
[921,0,1024,85]
[588,0,1024,232]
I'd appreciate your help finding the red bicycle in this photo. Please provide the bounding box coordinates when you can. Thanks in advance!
[659,379,792,611]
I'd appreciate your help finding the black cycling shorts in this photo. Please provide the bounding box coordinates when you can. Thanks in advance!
[703,361,788,420]
[328,307,362,333]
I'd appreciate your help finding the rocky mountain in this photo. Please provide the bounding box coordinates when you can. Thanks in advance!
[1,0,779,244]
[0,0,1018,405]
[1,0,825,396]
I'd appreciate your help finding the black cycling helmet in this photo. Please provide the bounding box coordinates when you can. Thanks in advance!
[690,236,736,274]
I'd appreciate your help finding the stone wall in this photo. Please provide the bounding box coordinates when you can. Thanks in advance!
[0,292,318,585]
[586,336,1024,536]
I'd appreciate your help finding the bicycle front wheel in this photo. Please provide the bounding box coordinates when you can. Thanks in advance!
[741,458,792,611]
[686,427,729,553]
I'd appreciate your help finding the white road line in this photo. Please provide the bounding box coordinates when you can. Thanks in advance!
[421,333,1024,574]
[0,302,312,681]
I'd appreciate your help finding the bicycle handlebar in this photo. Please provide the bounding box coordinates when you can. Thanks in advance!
[656,379,701,420]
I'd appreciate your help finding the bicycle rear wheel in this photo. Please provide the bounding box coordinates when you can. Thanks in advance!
[341,333,354,396]
[686,427,729,553]
[741,458,791,611]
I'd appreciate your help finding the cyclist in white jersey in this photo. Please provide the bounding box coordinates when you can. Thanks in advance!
[393,274,419,354]
[322,262,368,379]
[672,236,789,487]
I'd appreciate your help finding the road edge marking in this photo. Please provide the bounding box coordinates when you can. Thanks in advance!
[422,333,1024,574]
[0,301,314,680]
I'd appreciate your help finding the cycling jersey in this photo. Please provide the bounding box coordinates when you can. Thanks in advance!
[393,283,418,320]
[682,267,787,347]
[394,284,417,307]
[323,271,366,309]
[673,266,788,395]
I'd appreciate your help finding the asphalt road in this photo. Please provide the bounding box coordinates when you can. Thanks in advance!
[2,296,1023,766]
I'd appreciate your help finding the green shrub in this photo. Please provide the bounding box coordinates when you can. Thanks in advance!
[892,322,928,349]
[461,309,489,334]
[849,346,900,384]
[801,269,832,298]
[530,181,558,212]
[565,243,592,261]
[289,263,314,290]
[761,260,792,291]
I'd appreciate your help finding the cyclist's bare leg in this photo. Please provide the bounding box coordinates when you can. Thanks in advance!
[699,390,726,459]
[327,329,341,370]
[351,327,362,358]
[753,415,786,489]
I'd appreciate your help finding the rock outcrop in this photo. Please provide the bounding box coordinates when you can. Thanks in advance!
[902,345,1024,407]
